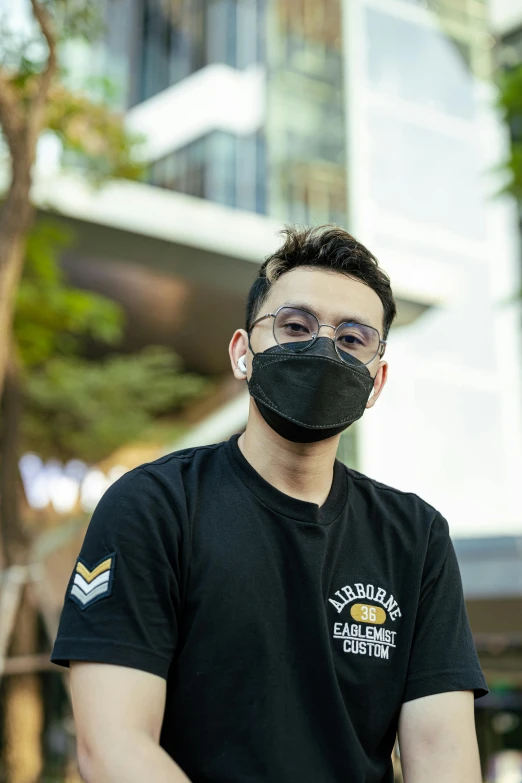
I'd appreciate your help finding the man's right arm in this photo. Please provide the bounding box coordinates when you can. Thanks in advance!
[71,661,192,783]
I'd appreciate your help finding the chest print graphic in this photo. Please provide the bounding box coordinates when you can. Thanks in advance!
[328,582,402,661]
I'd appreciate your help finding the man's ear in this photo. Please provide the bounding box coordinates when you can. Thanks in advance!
[229,329,250,381]
[366,361,388,409]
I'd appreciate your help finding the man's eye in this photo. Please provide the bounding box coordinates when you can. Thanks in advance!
[285,322,310,333]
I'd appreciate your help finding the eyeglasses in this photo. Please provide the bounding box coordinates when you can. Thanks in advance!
[248,305,386,366]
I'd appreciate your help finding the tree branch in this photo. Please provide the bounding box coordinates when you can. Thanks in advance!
[27,0,58,147]
[29,0,57,72]
[0,70,25,156]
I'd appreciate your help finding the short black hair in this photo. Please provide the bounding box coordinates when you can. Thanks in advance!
[245,225,397,339]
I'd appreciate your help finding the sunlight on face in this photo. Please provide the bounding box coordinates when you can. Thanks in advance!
[251,268,385,371]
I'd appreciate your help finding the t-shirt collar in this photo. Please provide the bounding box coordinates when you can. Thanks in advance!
[225,433,348,525]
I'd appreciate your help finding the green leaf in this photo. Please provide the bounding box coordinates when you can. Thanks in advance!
[22,348,209,462]
[496,64,522,201]
[14,219,125,367]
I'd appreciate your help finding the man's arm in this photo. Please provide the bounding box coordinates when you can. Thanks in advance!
[398,691,482,783]
[70,661,192,783]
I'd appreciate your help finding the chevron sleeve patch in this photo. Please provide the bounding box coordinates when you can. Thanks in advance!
[68,553,116,611]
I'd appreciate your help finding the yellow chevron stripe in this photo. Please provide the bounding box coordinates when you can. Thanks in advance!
[76,557,112,583]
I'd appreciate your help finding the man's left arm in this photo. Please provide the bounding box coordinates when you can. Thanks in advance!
[398,690,482,782]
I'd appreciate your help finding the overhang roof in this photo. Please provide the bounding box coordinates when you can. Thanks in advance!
[32,172,452,310]
[4,170,454,374]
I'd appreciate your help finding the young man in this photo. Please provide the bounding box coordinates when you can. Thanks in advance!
[51,226,488,783]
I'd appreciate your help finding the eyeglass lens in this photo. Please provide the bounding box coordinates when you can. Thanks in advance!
[274,307,380,365]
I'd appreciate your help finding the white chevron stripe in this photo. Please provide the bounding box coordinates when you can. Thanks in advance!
[71,583,109,605]
[74,571,110,594]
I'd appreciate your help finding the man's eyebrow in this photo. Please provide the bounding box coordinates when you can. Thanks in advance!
[281,300,375,329]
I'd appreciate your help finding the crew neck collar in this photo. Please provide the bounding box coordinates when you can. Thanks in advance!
[225,433,348,525]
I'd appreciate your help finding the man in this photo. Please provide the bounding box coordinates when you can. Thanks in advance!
[51,226,488,782]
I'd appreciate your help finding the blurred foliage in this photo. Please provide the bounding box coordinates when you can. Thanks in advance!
[23,347,208,463]
[14,220,209,464]
[497,64,522,202]
[46,81,145,183]
[0,0,105,55]
[0,0,201,470]
[0,0,145,183]
[15,221,123,367]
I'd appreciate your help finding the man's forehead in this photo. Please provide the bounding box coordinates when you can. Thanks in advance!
[265,268,385,330]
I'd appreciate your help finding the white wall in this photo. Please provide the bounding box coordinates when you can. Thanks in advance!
[344,0,522,538]
[489,0,522,35]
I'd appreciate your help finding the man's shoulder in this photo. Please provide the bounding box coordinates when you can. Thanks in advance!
[135,439,228,474]
[106,440,229,501]
[342,464,441,526]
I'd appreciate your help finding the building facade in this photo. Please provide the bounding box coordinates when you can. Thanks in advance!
[35,0,522,615]
[105,1,522,767]
[74,0,522,529]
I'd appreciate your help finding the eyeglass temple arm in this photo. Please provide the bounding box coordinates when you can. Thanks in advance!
[248,313,274,331]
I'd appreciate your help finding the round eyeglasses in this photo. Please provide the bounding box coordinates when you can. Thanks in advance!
[248,306,386,366]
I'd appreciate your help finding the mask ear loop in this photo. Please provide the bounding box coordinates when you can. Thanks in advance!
[247,330,258,358]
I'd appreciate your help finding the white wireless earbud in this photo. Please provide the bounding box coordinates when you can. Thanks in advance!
[237,355,247,374]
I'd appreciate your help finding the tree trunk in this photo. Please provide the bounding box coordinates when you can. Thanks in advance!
[0,349,42,783]
[0,156,34,404]
[4,586,43,783]
[0,145,34,572]
[0,169,40,783]
[0,8,58,778]
[0,348,26,569]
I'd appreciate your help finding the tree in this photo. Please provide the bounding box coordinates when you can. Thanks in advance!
[16,220,207,467]
[497,62,522,310]
[0,0,147,565]
[497,64,522,204]
[24,349,206,464]
[0,0,143,407]
[0,215,209,782]
[2,219,121,564]
[0,217,124,782]
[0,6,183,779]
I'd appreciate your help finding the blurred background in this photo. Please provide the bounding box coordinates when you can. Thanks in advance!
[0,0,521,780]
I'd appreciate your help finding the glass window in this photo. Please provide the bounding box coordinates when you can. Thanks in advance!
[366,8,476,120]
[206,0,237,67]
[368,109,485,239]
[149,129,267,216]
[255,131,267,214]
[278,157,346,226]
[133,0,266,104]
[265,0,347,223]
[149,137,206,199]
[137,0,205,104]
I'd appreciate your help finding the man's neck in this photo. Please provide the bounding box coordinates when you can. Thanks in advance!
[237,403,341,507]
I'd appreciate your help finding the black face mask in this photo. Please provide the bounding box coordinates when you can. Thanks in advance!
[246,337,375,443]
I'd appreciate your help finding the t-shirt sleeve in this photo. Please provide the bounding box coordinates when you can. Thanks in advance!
[51,466,183,680]
[402,512,489,703]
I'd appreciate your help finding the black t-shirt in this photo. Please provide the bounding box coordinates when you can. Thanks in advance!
[52,434,488,783]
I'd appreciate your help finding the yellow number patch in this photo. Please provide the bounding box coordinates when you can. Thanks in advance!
[350,603,387,625]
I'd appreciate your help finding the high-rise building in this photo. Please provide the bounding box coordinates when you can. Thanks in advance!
[21,0,522,571]
[99,0,347,225]
[104,0,522,753]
